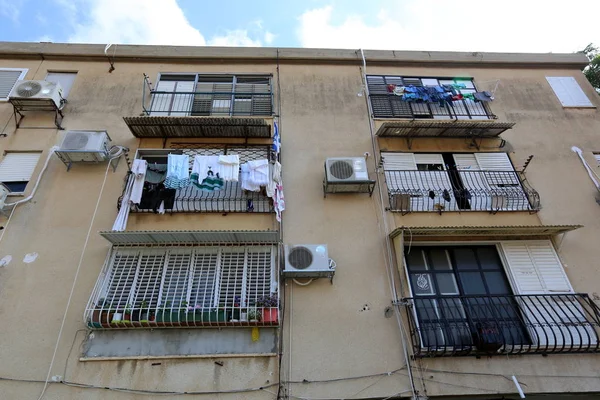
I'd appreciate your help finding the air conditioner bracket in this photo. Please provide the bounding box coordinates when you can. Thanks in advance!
[10,99,66,130]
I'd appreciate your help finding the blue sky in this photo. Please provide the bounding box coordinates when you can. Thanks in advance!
[0,0,599,53]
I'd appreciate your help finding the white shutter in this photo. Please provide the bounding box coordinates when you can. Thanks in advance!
[45,72,77,98]
[245,247,273,307]
[0,152,41,183]
[546,77,593,108]
[0,69,27,100]
[190,249,219,309]
[150,80,175,116]
[150,80,194,116]
[160,249,193,309]
[218,248,246,308]
[170,81,195,116]
[132,250,166,309]
[474,153,514,171]
[500,241,594,347]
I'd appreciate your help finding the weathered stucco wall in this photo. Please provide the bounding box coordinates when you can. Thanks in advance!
[0,45,598,400]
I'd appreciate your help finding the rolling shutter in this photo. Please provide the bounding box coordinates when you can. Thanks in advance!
[0,152,42,183]
[190,249,219,309]
[159,250,191,308]
[546,77,593,108]
[500,241,595,346]
[0,69,27,100]
[245,247,274,306]
[218,249,246,307]
[132,251,166,308]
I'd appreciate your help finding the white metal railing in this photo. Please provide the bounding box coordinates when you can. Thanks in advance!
[85,245,279,329]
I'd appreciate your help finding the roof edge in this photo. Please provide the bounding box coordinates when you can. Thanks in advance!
[0,42,589,68]
[389,225,583,240]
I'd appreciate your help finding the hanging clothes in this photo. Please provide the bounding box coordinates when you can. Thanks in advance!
[217,155,240,181]
[164,154,190,189]
[241,163,261,192]
[197,170,224,192]
[273,120,281,156]
[474,91,494,102]
[247,159,270,186]
[145,164,167,184]
[130,159,147,205]
[191,155,218,187]
[274,182,285,222]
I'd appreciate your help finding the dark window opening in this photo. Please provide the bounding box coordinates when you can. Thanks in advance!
[2,181,27,193]
[405,245,530,350]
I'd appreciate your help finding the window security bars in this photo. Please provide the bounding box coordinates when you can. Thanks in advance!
[367,75,495,119]
[85,246,279,329]
[125,145,273,214]
[385,170,540,213]
[142,74,273,117]
[403,294,600,357]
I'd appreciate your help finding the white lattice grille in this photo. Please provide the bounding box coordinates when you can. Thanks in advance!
[86,245,278,328]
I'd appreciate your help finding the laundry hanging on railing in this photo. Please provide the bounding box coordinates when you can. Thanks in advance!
[130,159,148,205]
[164,154,190,189]
[274,181,285,222]
[191,155,239,188]
[385,84,494,106]
[273,120,281,156]
[241,159,270,192]
[266,161,282,198]
[217,155,240,181]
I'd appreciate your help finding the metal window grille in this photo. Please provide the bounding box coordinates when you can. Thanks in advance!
[85,246,278,329]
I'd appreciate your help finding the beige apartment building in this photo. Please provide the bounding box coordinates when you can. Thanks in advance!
[0,42,599,400]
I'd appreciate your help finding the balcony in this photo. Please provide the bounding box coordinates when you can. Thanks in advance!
[123,74,274,139]
[403,294,600,357]
[385,170,540,214]
[124,145,274,214]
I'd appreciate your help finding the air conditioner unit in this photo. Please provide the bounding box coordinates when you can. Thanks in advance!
[55,131,110,163]
[283,244,331,278]
[9,80,64,108]
[325,157,369,182]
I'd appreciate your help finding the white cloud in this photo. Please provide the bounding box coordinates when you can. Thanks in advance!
[208,30,262,47]
[57,0,207,45]
[298,1,600,53]
[0,0,23,23]
[264,31,275,45]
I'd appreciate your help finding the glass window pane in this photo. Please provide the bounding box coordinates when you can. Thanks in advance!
[406,249,427,271]
[453,248,478,270]
[476,247,502,270]
[410,273,435,295]
[459,272,486,294]
[429,248,451,270]
[436,273,459,295]
[484,271,512,294]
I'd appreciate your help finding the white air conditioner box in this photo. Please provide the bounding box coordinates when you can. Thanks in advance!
[9,80,64,108]
[325,157,369,182]
[56,131,110,163]
[283,244,331,278]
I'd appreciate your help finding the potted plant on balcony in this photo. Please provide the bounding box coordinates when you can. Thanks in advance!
[91,298,112,328]
[247,308,262,323]
[156,301,176,325]
[121,304,133,326]
[256,294,279,324]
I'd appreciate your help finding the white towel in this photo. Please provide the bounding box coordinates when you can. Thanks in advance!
[241,163,261,192]
[218,155,240,182]
[130,159,147,205]
[274,182,285,222]
[247,159,270,186]
[266,163,277,198]
[272,161,282,183]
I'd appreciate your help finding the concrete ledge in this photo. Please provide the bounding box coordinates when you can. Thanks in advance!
[81,328,278,360]
[0,42,589,68]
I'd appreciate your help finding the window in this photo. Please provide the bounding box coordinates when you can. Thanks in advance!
[405,241,598,355]
[0,68,28,101]
[45,72,77,98]
[366,75,494,119]
[86,246,277,328]
[0,152,42,193]
[594,152,600,166]
[546,77,594,108]
[382,152,536,212]
[149,74,272,116]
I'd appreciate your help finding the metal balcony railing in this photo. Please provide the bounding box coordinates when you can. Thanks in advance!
[131,182,273,213]
[141,79,273,117]
[385,170,540,213]
[403,294,600,357]
[370,94,495,119]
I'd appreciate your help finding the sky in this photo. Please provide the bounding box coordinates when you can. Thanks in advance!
[0,0,599,53]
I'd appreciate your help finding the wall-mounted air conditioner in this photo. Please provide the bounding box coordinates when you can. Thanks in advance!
[323,157,375,196]
[283,244,331,278]
[9,80,64,109]
[55,131,111,168]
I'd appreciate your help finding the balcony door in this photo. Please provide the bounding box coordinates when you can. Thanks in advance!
[150,75,195,116]
[405,246,529,351]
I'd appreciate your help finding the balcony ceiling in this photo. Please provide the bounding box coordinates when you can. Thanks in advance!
[123,116,272,138]
[100,230,280,245]
[376,120,515,138]
[389,224,582,240]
